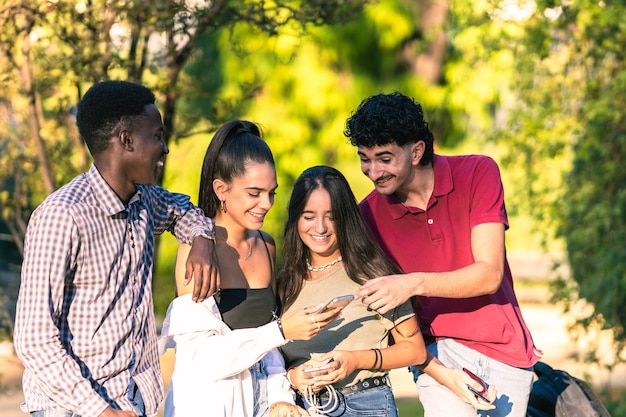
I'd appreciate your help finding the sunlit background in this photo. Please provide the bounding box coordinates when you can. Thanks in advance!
[1,0,625,413]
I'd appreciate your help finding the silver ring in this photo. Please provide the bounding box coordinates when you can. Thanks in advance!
[311,314,316,323]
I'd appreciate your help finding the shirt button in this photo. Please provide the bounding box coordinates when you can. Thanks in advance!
[428,219,434,224]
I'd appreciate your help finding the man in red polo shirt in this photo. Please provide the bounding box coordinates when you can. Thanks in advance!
[346,92,540,417]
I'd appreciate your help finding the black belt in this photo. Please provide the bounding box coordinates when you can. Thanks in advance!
[337,375,390,395]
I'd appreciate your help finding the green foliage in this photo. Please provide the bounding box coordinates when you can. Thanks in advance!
[396,398,424,415]
[602,389,626,416]
[492,0,626,362]
[174,35,225,136]
[0,288,12,341]
[558,68,626,349]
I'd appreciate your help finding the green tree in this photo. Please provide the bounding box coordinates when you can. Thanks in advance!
[0,0,372,258]
[492,0,626,365]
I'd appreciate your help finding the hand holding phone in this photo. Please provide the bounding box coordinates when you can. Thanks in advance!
[463,368,490,402]
[302,359,335,374]
[315,295,354,314]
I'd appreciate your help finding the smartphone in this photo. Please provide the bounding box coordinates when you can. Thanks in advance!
[315,295,355,314]
[463,368,490,402]
[302,359,335,374]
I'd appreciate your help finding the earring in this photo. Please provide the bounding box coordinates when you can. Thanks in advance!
[220,199,227,213]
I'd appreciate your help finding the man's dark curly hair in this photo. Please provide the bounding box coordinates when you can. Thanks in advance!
[76,80,156,155]
[344,92,434,165]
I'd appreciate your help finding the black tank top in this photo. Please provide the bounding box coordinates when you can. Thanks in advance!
[214,231,276,330]
[215,287,276,329]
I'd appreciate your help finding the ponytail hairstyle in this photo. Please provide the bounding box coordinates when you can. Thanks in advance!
[198,120,274,217]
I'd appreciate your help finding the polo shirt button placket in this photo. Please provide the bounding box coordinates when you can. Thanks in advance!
[425,215,443,242]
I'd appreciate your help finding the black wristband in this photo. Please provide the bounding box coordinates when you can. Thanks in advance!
[415,353,433,369]
[370,348,382,370]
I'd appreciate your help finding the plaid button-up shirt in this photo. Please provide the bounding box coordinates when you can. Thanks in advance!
[14,165,213,417]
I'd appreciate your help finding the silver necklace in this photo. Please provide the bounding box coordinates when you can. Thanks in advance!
[306,256,343,272]
[219,234,253,261]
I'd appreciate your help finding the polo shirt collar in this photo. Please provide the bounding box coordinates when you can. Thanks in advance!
[431,154,453,198]
[384,154,453,219]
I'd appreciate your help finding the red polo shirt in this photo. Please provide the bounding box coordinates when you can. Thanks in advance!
[359,154,539,367]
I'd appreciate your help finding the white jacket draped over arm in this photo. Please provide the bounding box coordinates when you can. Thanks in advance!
[158,294,294,417]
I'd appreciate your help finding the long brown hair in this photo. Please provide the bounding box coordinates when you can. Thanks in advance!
[277,166,402,312]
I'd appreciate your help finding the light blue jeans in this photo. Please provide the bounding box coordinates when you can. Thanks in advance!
[297,384,398,417]
[411,338,533,417]
[250,359,270,417]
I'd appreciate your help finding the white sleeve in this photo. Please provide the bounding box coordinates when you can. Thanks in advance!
[159,295,287,381]
[265,348,296,406]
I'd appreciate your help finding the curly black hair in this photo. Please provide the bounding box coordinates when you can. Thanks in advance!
[76,80,156,155]
[344,92,434,165]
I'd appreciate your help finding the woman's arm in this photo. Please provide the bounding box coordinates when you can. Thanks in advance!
[297,316,497,410]
[289,316,426,389]
[174,243,194,296]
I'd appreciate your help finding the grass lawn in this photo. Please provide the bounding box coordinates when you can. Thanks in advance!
[396,398,424,416]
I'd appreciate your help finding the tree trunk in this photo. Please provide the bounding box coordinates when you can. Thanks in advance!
[406,0,449,84]
[19,8,55,194]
